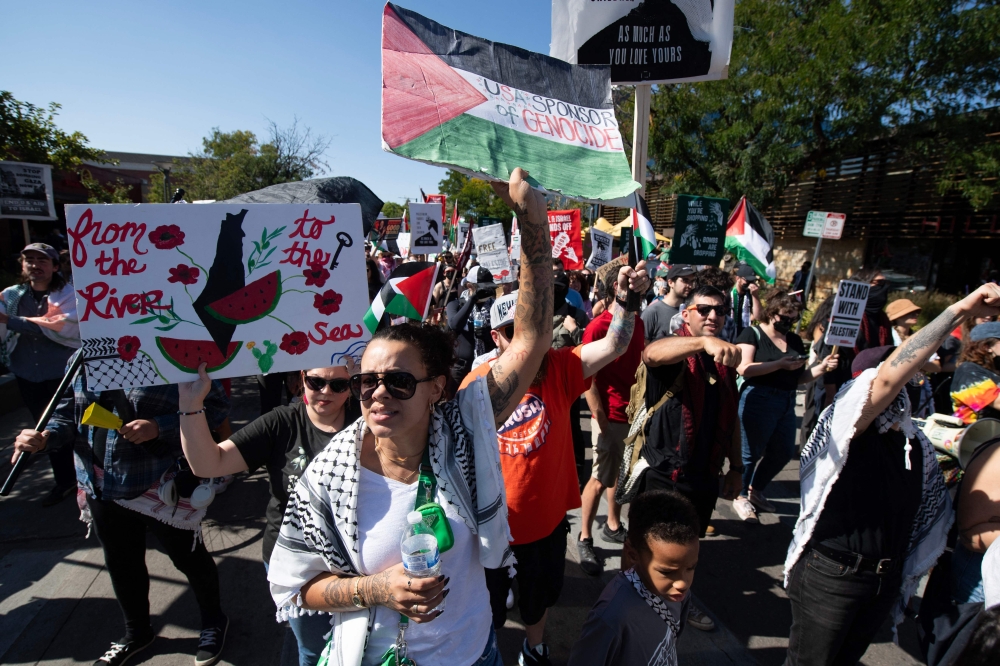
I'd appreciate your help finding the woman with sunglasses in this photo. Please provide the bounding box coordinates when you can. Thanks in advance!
[732,290,839,523]
[262,168,555,666]
[178,364,359,666]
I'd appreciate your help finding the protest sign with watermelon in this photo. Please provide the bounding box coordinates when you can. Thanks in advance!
[66,203,370,390]
[380,3,640,203]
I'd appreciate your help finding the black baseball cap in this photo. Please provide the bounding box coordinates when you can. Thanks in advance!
[666,264,696,281]
[735,263,758,280]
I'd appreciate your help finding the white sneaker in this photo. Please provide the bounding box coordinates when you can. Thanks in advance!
[748,488,776,513]
[733,496,759,523]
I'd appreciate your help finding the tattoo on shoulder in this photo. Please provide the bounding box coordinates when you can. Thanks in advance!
[487,360,519,422]
[890,307,959,368]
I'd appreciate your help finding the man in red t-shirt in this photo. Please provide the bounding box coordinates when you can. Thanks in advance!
[578,271,646,576]
[461,261,649,666]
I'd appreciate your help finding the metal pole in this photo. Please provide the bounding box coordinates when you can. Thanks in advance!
[631,85,652,198]
[1,352,84,496]
[796,237,823,333]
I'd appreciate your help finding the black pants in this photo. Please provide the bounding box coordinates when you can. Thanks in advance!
[785,548,902,666]
[637,468,719,539]
[17,376,76,490]
[87,496,223,639]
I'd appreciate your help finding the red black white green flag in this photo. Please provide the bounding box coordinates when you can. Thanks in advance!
[381,3,639,203]
[363,261,440,333]
[725,196,776,283]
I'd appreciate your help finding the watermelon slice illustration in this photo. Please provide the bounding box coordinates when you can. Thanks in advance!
[156,337,242,373]
[204,270,282,325]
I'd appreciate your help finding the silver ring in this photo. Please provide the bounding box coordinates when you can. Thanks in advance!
[411,604,420,613]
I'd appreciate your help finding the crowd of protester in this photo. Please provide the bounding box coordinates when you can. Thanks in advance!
[7,175,1000,666]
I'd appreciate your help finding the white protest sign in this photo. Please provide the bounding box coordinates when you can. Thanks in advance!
[456,219,470,249]
[473,223,513,283]
[397,232,411,259]
[586,227,614,270]
[1,161,57,220]
[509,232,521,262]
[408,202,443,252]
[824,280,870,347]
[66,203,370,390]
[803,211,846,240]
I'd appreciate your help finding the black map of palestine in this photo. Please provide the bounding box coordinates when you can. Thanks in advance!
[577,0,713,83]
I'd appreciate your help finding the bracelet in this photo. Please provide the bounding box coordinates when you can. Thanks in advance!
[177,407,206,416]
[352,576,367,609]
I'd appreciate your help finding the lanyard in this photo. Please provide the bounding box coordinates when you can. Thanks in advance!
[394,447,436,664]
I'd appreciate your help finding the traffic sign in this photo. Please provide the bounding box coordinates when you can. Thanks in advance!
[803,211,846,240]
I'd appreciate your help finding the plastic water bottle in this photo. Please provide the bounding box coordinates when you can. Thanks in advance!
[400,511,445,610]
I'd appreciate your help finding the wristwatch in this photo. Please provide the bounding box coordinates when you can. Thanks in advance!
[352,576,367,609]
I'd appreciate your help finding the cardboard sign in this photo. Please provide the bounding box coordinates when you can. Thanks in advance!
[509,231,521,262]
[0,161,57,220]
[548,209,584,270]
[473,223,513,283]
[381,3,639,202]
[66,203,370,390]
[397,232,411,259]
[670,195,729,265]
[456,219,470,250]
[586,227,613,270]
[407,202,443,252]
[803,211,846,240]
[824,280,871,347]
[551,0,735,85]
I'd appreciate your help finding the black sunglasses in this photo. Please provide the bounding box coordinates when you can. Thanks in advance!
[688,304,728,317]
[303,375,351,393]
[500,324,514,340]
[350,372,434,401]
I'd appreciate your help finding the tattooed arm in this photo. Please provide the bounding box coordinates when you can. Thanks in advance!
[857,282,1000,432]
[485,168,554,427]
[578,262,650,378]
[300,562,448,623]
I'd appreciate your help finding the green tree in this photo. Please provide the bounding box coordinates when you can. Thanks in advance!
[380,201,406,218]
[645,0,1000,210]
[0,91,105,170]
[79,170,135,204]
[148,118,330,202]
[437,170,513,223]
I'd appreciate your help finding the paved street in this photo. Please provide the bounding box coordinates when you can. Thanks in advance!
[0,381,926,665]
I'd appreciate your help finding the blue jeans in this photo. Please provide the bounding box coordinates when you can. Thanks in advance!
[951,542,985,604]
[473,626,503,666]
[739,385,797,496]
[264,562,329,666]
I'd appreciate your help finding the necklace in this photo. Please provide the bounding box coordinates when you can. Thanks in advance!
[374,446,419,484]
[374,437,423,463]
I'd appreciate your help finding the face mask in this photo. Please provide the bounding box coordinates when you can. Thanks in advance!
[866,283,890,313]
[554,284,568,308]
[773,316,795,334]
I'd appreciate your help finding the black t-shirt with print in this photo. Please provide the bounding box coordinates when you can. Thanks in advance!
[735,326,806,392]
[231,401,360,563]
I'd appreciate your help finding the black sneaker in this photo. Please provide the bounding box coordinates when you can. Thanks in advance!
[576,536,603,576]
[518,638,551,666]
[41,484,75,507]
[93,636,154,665]
[194,615,228,666]
[600,522,627,544]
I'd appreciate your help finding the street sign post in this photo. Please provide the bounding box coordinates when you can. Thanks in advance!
[797,210,847,332]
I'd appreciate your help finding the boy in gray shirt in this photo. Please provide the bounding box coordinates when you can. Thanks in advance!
[569,490,700,666]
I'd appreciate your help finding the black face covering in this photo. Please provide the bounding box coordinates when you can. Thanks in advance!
[554,283,568,309]
[773,316,795,335]
[866,283,890,313]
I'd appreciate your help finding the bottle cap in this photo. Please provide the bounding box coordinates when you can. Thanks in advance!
[407,511,423,525]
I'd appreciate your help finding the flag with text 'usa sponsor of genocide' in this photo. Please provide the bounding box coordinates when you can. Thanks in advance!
[380,3,640,203]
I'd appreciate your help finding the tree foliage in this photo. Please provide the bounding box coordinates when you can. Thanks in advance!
[380,201,406,218]
[148,118,330,202]
[645,0,1000,210]
[437,170,512,223]
[79,170,135,204]
[0,91,105,171]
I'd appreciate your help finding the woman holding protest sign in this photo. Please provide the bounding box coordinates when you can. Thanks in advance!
[262,168,559,666]
[179,363,360,666]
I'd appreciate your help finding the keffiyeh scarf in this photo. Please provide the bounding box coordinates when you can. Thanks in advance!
[0,283,81,364]
[784,366,953,639]
[625,568,679,666]
[267,375,513,665]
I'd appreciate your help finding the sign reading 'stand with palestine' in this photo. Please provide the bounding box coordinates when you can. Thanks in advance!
[669,194,729,265]
[825,280,871,348]
[381,3,639,202]
[550,0,735,84]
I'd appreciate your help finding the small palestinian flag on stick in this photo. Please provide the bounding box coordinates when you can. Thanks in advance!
[363,261,440,333]
[632,193,657,260]
[725,196,776,284]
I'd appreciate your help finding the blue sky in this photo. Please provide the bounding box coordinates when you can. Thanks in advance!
[6,0,553,205]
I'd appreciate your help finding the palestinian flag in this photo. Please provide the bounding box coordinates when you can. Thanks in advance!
[632,194,657,260]
[364,261,440,333]
[381,3,639,202]
[725,196,776,284]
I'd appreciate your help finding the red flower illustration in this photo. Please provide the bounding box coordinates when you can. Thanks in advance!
[313,289,343,316]
[148,224,185,250]
[279,331,310,355]
[167,263,200,285]
[303,262,330,288]
[117,335,141,363]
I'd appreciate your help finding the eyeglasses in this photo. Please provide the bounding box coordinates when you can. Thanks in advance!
[688,304,728,317]
[350,372,434,401]
[303,375,351,393]
[499,324,515,340]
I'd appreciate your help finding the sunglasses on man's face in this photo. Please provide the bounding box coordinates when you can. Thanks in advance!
[688,304,728,317]
[350,372,434,401]
[500,324,514,340]
[303,375,351,393]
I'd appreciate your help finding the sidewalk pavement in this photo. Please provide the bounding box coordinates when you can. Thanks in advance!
[0,381,922,665]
